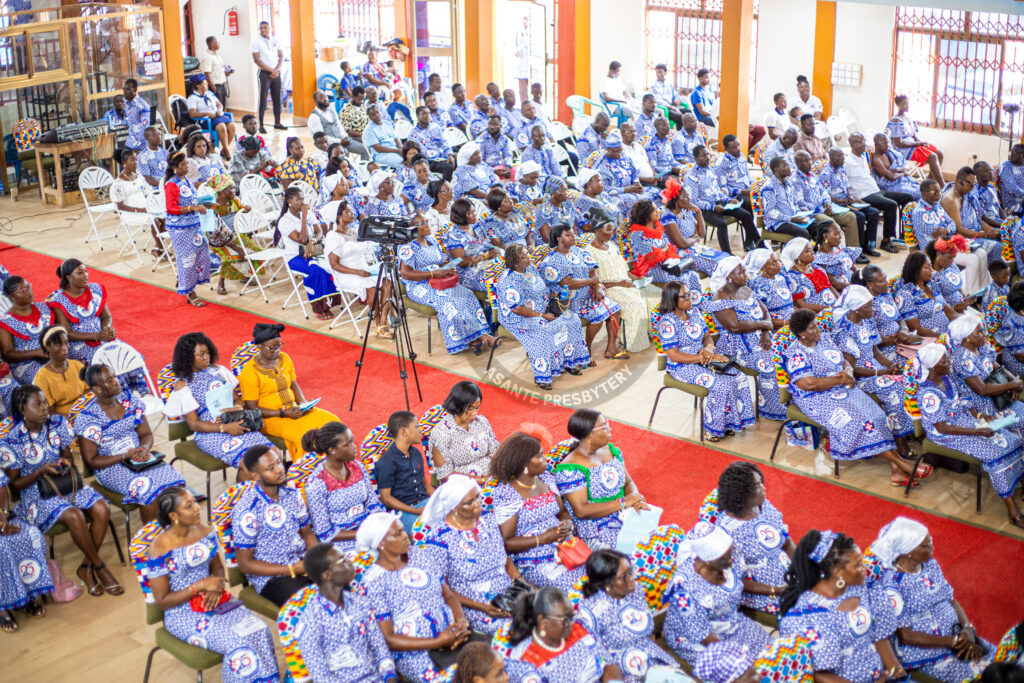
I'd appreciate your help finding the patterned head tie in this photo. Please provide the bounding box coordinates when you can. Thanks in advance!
[808,529,838,563]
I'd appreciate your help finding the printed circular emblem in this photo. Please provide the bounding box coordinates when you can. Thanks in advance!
[504,288,521,306]
[221,437,243,453]
[622,648,649,676]
[192,232,205,247]
[831,390,848,400]
[982,358,993,373]
[787,353,806,370]
[18,558,42,585]
[875,375,895,388]
[195,616,211,632]
[533,357,549,373]
[946,270,961,286]
[447,325,461,341]
[847,606,872,636]
[48,429,62,448]
[756,357,772,372]
[991,433,1008,448]
[399,567,430,589]
[567,252,581,265]
[398,245,414,260]
[239,511,259,537]
[659,321,676,340]
[858,327,872,344]
[823,349,842,364]
[880,301,898,318]
[684,321,703,339]
[128,476,153,499]
[347,503,365,518]
[226,647,260,677]
[695,372,715,388]
[619,607,651,634]
[689,290,702,304]
[543,266,558,282]
[920,392,941,415]
[885,587,905,616]
[263,504,287,529]
[82,425,102,442]
[775,280,790,298]
[822,290,837,305]
[185,541,211,567]
[24,441,46,466]
[475,308,488,324]
[26,503,38,523]
[755,524,782,549]
[963,358,975,373]
[187,635,208,648]
[599,466,621,490]
[0,446,14,469]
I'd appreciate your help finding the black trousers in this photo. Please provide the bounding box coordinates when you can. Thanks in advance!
[259,575,311,607]
[213,82,228,108]
[701,206,759,254]
[771,221,814,240]
[665,108,684,129]
[862,191,914,240]
[850,207,879,246]
[257,69,282,126]
[429,159,454,181]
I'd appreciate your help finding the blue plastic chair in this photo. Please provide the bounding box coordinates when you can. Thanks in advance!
[599,95,629,126]
[194,113,234,151]
[317,74,342,113]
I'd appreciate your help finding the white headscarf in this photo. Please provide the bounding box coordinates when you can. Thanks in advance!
[872,516,929,567]
[834,284,873,321]
[321,171,343,199]
[576,167,599,191]
[677,521,733,563]
[914,343,947,381]
[368,169,392,197]
[420,474,480,529]
[709,256,743,296]
[457,141,480,167]
[518,160,542,177]
[948,314,982,344]
[780,237,810,270]
[355,512,402,558]
[742,248,773,277]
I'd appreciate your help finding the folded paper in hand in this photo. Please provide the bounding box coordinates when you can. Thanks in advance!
[206,382,235,419]
[615,504,663,555]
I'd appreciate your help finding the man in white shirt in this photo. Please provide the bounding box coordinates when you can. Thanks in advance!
[530,82,550,123]
[425,73,452,110]
[600,60,631,104]
[200,36,230,106]
[763,92,794,139]
[790,75,823,120]
[250,21,285,133]
[619,121,656,182]
[307,90,369,160]
[845,132,914,252]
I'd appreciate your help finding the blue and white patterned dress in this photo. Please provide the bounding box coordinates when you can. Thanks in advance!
[910,200,955,248]
[165,175,211,296]
[540,248,621,323]
[444,225,492,292]
[452,164,498,198]
[402,178,433,213]
[46,283,108,363]
[748,274,795,321]
[593,155,644,216]
[398,238,489,354]
[230,483,309,593]
[507,181,545,207]
[785,268,839,309]
[629,228,681,284]
[0,470,54,611]
[534,198,576,245]
[949,343,1024,420]
[417,513,512,634]
[165,365,272,468]
[705,296,785,421]
[504,623,613,683]
[660,209,729,276]
[1,416,104,531]
[361,553,455,681]
[782,338,897,460]
[917,377,1024,498]
[874,149,921,198]
[294,587,397,682]
[812,247,860,285]
[716,502,790,613]
[479,214,531,247]
[895,282,950,334]
[304,462,384,553]
[495,268,591,383]
[553,447,628,549]
[363,196,409,218]
[994,308,1024,376]
[74,394,185,505]
[880,559,992,681]
[662,560,772,664]
[489,474,586,593]
[779,584,896,683]
[147,531,279,682]
[573,192,623,226]
[577,587,680,683]
[832,316,914,439]
[872,291,904,359]
[520,145,563,179]
[0,302,54,384]
[658,311,755,437]
[931,265,965,306]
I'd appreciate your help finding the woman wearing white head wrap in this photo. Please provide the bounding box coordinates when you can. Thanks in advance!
[357,511,475,681]
[574,165,624,229]
[745,250,798,324]
[662,521,772,666]
[364,170,409,219]
[533,175,575,244]
[517,159,542,179]
[416,474,519,634]
[576,167,599,192]
[913,340,1024,528]
[704,254,787,420]
[452,141,499,200]
[873,517,994,680]
[784,236,841,311]
[946,312,1024,419]
[780,237,809,270]
[742,248,772,278]
[830,284,917,457]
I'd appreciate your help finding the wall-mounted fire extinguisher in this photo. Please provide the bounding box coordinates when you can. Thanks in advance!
[226,7,239,36]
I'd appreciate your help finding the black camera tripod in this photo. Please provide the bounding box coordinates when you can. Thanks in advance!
[349,242,422,411]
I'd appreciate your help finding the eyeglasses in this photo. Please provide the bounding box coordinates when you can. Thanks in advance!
[542,612,574,628]
[261,341,284,350]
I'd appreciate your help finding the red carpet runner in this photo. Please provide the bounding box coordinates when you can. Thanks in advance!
[6,243,1022,639]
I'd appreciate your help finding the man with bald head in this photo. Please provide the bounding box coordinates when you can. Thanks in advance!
[790,150,866,261]
[576,111,611,161]
[819,147,880,256]
[469,93,496,138]
[675,112,705,164]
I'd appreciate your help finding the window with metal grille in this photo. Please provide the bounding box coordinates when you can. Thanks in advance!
[643,0,758,95]
[893,7,1024,136]
[339,0,395,48]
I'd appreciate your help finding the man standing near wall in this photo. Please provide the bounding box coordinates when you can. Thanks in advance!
[251,21,286,134]
[201,36,230,107]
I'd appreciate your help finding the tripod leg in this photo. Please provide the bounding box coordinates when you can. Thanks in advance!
[349,266,388,411]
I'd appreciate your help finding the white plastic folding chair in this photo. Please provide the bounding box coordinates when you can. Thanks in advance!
[145,191,175,273]
[79,166,118,249]
[91,340,166,430]
[0,294,10,316]
[571,114,593,137]
[289,179,320,209]
[394,117,413,141]
[112,204,148,265]
[280,259,311,320]
[328,288,369,333]
[550,120,574,144]
[239,173,282,205]
[234,209,292,304]
[239,189,280,230]
[442,127,468,149]
[154,109,178,146]
[838,107,858,132]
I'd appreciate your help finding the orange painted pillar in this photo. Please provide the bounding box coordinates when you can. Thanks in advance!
[813,0,836,118]
[553,0,589,124]
[718,0,753,153]
[290,0,316,121]
[393,0,413,79]
[574,0,591,108]
[156,0,186,97]
[464,0,497,97]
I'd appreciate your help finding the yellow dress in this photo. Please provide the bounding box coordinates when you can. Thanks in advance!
[585,243,652,352]
[236,352,339,459]
[33,359,88,416]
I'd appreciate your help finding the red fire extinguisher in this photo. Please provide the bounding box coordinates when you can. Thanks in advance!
[226,8,239,36]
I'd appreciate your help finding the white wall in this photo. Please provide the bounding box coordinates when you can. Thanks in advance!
[191,0,262,116]
[831,2,894,137]
[754,0,816,107]
[589,0,644,103]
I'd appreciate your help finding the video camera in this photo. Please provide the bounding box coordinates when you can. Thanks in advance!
[358,215,418,245]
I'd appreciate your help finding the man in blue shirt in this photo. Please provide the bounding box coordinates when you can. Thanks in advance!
[685,144,760,253]
[422,91,452,128]
[819,148,880,256]
[634,94,660,141]
[137,126,169,187]
[485,82,503,111]
[468,94,496,139]
[338,61,359,101]
[762,128,798,174]
[363,106,403,168]
[791,150,867,262]
[675,113,706,165]
[520,124,563,179]
[644,116,688,177]
[576,111,611,162]
[408,105,454,180]
[690,68,715,126]
[375,411,433,534]
[476,114,514,179]
[649,63,683,129]
[447,83,474,133]
[121,78,151,152]
[999,144,1024,216]
[760,157,815,240]
[971,161,1003,228]
[714,134,751,206]
[499,88,525,142]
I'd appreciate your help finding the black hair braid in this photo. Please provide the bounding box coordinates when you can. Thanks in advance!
[779,530,856,615]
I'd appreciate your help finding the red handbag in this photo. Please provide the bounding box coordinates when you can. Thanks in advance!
[189,590,230,612]
[429,274,460,290]
[557,536,592,570]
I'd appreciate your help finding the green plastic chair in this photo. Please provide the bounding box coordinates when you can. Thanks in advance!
[565,95,609,121]
[400,283,438,355]
[912,419,984,511]
[229,566,281,620]
[167,420,229,521]
[648,354,711,442]
[768,388,839,478]
[81,462,135,565]
[142,600,223,683]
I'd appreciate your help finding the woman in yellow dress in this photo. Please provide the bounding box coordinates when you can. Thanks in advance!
[32,325,88,416]
[237,323,339,460]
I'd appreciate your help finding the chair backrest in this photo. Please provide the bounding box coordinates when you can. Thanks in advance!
[984,294,1009,350]
[696,488,720,525]
[229,342,259,376]
[753,635,815,682]
[360,424,394,487]
[155,362,176,403]
[211,482,255,569]
[544,437,576,470]
[551,143,569,164]
[145,191,166,218]
[290,179,319,208]
[284,452,324,504]
[92,340,147,375]
[750,136,771,170]
[0,294,11,316]
[78,165,114,192]
[394,117,413,140]
[316,74,339,92]
[571,114,593,137]
[232,207,272,240]
[750,175,770,223]
[442,126,468,149]
[278,584,319,682]
[129,520,164,607]
[239,173,275,200]
[419,404,447,455]
[632,523,684,610]
[550,120,573,143]
[168,94,190,129]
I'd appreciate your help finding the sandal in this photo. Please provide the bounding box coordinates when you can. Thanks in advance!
[187,296,207,308]
[704,431,720,442]
[25,600,45,619]
[93,563,124,596]
[77,563,102,597]
[890,477,921,488]
[0,611,16,633]
[915,463,934,479]
[375,325,394,340]
[586,360,598,368]
[565,366,582,376]
[604,350,630,360]
[880,240,899,254]
[535,381,552,391]
[315,310,332,321]
[1010,514,1024,530]
[217,284,228,296]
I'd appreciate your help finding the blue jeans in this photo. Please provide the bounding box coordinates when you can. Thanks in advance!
[373,151,403,169]
[399,498,431,534]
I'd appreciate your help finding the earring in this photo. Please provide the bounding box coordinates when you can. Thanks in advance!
[835,576,846,589]
[523,467,530,475]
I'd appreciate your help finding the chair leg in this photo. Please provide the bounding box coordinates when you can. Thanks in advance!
[125,514,133,554]
[108,519,126,566]
[648,387,668,428]
[206,472,213,522]
[903,452,926,498]
[698,397,705,444]
[754,377,760,420]
[769,420,789,462]
[427,316,432,355]
[975,465,983,514]
[143,645,161,683]
[197,671,203,683]
[833,457,839,478]
[49,535,55,560]
[486,339,499,371]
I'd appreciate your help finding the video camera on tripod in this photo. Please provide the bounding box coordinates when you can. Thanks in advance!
[357,215,418,246]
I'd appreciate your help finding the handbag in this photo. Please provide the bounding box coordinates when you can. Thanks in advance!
[428,273,460,290]
[221,409,264,431]
[707,359,740,374]
[123,451,167,472]
[984,366,1014,411]
[489,577,533,613]
[189,590,233,613]
[37,463,84,499]
[206,220,235,248]
[427,632,492,671]
[557,536,592,570]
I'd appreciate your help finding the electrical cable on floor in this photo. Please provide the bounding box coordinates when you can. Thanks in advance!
[0,211,83,236]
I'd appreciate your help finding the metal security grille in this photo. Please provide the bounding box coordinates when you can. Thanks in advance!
[338,0,396,47]
[643,0,758,93]
[893,7,1024,136]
